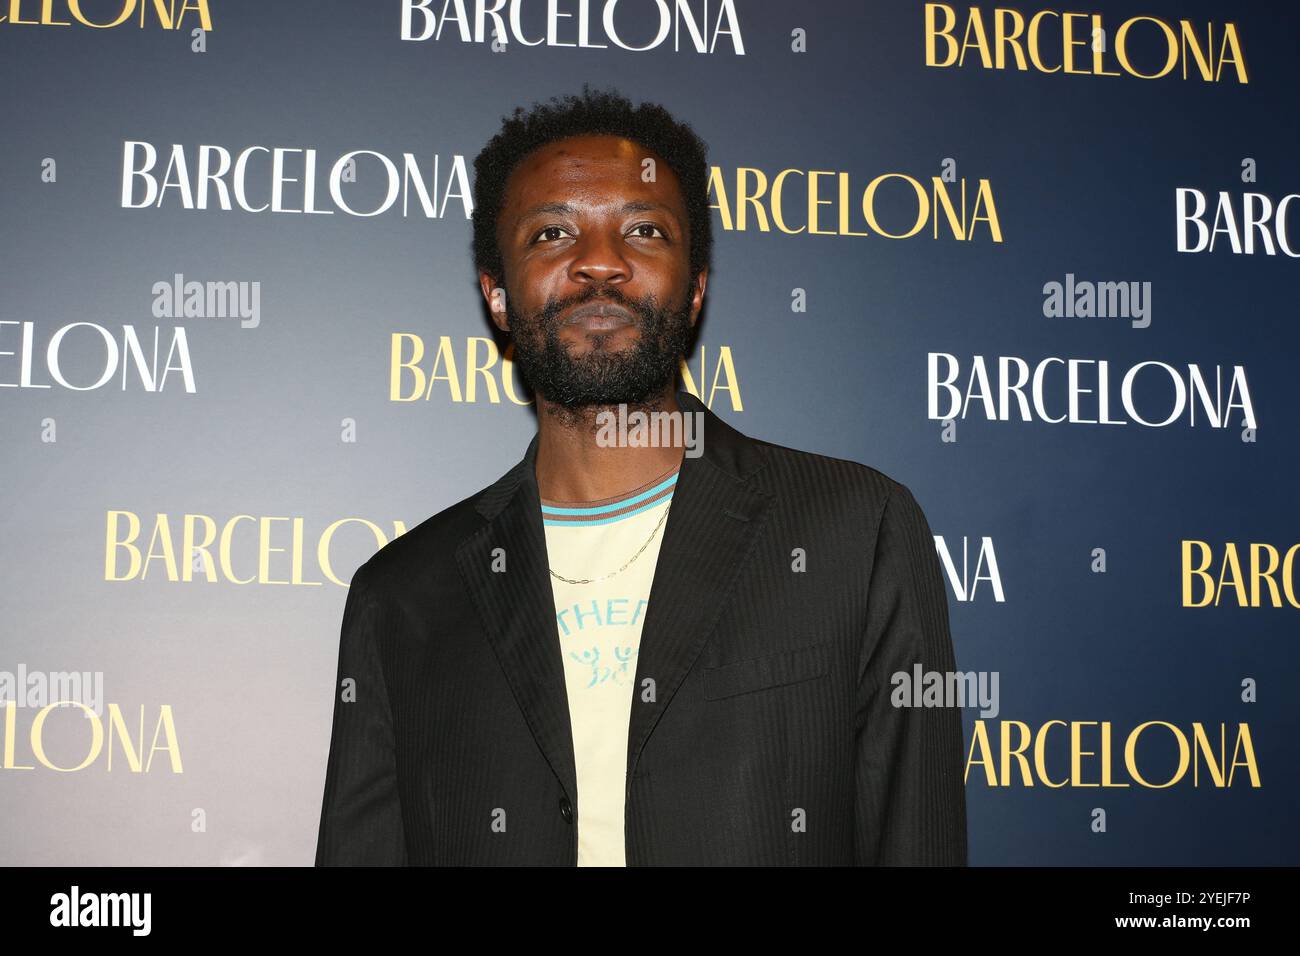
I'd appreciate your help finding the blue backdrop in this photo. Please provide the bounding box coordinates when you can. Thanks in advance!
[0,0,1295,865]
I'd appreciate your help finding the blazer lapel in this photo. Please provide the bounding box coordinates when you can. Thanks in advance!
[453,390,773,806]
[455,432,579,800]
[625,391,773,782]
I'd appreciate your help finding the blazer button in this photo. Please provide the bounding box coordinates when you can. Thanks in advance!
[558,796,573,823]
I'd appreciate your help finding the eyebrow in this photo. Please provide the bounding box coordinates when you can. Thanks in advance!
[514,200,673,227]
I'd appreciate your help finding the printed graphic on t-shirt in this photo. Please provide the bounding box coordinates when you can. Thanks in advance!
[543,467,676,693]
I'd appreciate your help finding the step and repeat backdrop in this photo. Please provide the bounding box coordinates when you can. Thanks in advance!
[1,0,1295,866]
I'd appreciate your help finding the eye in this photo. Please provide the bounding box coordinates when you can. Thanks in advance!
[533,225,572,243]
[629,223,668,239]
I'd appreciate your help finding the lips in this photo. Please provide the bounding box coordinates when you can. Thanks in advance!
[562,300,634,329]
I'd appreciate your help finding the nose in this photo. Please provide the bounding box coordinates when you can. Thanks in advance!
[568,228,630,286]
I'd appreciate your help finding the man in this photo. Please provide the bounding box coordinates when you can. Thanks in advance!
[315,86,967,866]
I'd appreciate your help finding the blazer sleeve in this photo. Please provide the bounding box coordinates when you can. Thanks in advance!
[315,563,408,865]
[854,482,968,865]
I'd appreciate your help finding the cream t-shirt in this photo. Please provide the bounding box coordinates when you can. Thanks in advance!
[541,463,679,867]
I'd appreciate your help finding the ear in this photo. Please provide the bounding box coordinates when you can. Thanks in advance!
[480,271,509,332]
[688,267,708,328]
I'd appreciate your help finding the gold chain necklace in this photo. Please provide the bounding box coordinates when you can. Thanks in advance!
[547,501,672,585]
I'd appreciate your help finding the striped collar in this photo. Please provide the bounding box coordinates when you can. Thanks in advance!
[541,465,679,527]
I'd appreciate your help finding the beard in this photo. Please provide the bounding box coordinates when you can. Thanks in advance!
[504,278,697,410]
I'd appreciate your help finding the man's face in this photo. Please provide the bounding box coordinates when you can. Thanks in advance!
[481,133,707,408]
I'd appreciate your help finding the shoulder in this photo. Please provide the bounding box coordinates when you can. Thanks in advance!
[349,484,491,600]
[745,433,917,529]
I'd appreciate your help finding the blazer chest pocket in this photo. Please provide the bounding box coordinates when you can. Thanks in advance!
[703,642,831,701]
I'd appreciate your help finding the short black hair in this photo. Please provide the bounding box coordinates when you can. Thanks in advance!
[471,83,713,287]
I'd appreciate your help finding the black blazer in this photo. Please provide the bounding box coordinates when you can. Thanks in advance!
[315,390,967,865]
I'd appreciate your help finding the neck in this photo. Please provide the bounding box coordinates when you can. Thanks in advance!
[533,382,685,502]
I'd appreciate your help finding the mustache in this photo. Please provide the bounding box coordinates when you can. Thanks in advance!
[538,286,648,326]
[502,278,698,334]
